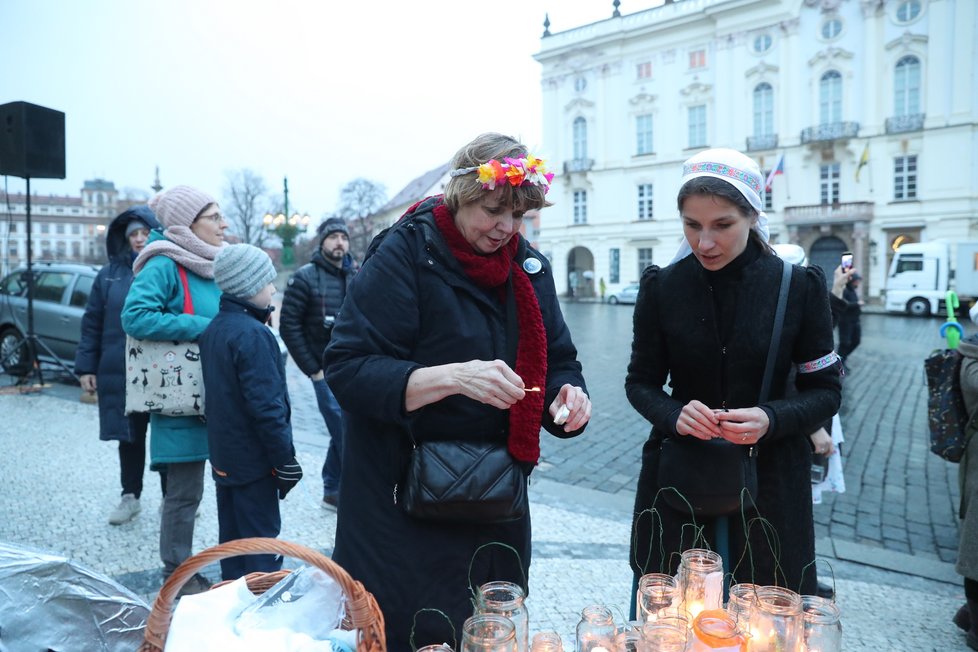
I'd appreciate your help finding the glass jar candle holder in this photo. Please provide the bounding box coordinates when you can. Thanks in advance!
[462,614,517,652]
[637,573,680,622]
[726,583,760,629]
[678,548,724,619]
[747,586,802,652]
[613,628,649,652]
[530,631,564,652]
[689,609,747,652]
[476,581,529,652]
[640,621,688,652]
[576,605,617,652]
[801,595,842,652]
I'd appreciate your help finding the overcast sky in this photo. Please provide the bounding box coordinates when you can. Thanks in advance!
[2,0,663,223]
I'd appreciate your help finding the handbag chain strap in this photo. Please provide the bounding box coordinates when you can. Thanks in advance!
[758,258,792,404]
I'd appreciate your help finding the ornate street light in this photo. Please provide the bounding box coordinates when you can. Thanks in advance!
[263,176,310,266]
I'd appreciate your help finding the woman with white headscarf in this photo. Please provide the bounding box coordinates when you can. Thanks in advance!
[625,149,842,599]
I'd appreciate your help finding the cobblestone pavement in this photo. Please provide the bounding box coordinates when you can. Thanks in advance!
[0,302,971,650]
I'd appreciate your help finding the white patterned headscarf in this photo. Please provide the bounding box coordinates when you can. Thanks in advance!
[670,148,770,264]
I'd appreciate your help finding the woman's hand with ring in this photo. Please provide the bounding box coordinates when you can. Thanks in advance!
[809,427,835,456]
[716,407,770,445]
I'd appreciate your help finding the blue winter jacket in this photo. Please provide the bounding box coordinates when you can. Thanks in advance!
[199,295,294,485]
[74,206,161,442]
[121,231,221,463]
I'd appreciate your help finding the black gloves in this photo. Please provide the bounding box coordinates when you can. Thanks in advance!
[273,457,303,500]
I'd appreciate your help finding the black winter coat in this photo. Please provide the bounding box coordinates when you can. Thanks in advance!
[625,239,841,595]
[323,199,588,651]
[199,295,294,485]
[74,206,161,442]
[279,251,353,376]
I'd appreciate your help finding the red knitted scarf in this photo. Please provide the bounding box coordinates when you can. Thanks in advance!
[432,203,548,463]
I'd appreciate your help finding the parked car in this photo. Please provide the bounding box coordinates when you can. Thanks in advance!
[0,262,290,377]
[0,262,99,375]
[608,283,640,305]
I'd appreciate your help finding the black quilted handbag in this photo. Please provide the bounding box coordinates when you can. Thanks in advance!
[401,438,528,524]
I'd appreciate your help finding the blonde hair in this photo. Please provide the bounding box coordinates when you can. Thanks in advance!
[444,133,553,213]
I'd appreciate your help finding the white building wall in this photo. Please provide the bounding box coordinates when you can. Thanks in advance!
[534,0,978,302]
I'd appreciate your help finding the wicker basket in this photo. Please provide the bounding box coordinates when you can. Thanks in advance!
[138,537,385,651]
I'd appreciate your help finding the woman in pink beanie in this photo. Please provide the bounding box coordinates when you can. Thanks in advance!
[121,184,226,596]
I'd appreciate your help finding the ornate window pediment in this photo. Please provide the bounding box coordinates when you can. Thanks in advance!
[803,0,843,10]
[808,46,854,66]
[679,81,713,100]
[885,31,928,51]
[746,62,779,79]
[564,97,596,113]
[628,92,658,107]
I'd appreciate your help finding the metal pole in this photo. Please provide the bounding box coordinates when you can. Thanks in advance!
[283,176,289,218]
[24,177,42,384]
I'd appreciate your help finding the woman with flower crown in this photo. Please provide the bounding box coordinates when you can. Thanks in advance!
[324,132,591,649]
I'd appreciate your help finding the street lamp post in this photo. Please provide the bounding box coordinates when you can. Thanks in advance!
[263,176,310,266]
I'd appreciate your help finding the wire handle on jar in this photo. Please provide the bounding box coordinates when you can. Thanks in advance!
[465,541,528,601]
[411,607,457,652]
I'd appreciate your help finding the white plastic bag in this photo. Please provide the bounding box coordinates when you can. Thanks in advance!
[165,566,348,652]
[812,413,847,505]
[234,566,346,638]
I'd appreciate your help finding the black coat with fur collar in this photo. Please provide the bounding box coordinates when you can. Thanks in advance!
[625,238,841,594]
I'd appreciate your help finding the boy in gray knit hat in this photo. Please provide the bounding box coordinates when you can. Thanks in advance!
[198,244,303,580]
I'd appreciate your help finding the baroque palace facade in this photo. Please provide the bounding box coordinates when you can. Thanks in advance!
[534,0,977,300]
[0,179,138,276]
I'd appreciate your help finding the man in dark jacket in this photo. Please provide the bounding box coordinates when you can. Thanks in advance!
[75,205,166,525]
[279,217,353,509]
[199,244,302,580]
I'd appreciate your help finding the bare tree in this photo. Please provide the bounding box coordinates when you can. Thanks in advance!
[223,169,270,245]
[336,178,387,261]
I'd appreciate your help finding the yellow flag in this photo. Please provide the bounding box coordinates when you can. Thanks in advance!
[855,142,870,182]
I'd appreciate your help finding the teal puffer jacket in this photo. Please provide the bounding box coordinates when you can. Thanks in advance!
[122,249,220,464]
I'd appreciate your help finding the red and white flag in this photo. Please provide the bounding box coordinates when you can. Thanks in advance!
[764,153,785,192]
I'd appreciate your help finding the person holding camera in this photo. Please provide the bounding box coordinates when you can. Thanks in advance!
[280,216,354,510]
[837,270,863,373]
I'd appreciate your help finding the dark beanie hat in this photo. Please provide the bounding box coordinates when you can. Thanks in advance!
[317,217,349,244]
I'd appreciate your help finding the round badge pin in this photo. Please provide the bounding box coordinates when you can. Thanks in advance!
[523,257,543,274]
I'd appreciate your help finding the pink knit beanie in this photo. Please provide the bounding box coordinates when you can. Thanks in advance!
[148,185,216,229]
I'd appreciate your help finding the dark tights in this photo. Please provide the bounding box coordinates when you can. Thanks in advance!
[119,413,167,498]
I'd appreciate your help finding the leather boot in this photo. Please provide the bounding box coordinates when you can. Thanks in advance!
[968,599,978,651]
[956,603,971,632]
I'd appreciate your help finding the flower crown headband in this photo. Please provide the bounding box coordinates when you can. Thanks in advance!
[449,155,556,193]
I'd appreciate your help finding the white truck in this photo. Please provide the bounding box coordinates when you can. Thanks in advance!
[884,241,978,316]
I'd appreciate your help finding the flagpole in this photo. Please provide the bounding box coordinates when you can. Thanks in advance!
[781,151,791,201]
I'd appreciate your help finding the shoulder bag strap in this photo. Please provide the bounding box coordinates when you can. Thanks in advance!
[758,258,792,403]
[177,265,195,316]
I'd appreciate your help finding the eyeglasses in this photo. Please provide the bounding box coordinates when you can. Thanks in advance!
[196,212,226,224]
